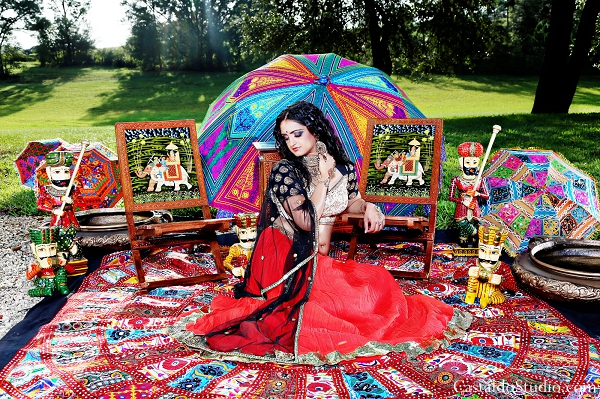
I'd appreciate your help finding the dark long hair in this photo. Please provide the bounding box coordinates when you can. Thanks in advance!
[273,101,352,183]
[204,102,348,361]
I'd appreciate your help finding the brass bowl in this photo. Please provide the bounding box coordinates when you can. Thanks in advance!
[512,236,600,303]
[75,208,171,232]
[73,208,172,249]
[529,237,600,280]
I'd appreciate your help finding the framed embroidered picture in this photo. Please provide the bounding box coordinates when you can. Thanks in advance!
[115,119,209,211]
[114,120,231,291]
[359,118,444,204]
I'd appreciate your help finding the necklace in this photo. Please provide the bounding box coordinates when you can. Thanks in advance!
[302,154,321,179]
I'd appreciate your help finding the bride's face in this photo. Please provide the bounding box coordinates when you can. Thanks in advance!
[279,119,317,157]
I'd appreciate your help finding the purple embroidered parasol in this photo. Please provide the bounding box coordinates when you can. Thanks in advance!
[199,53,425,214]
[481,148,600,256]
[14,138,67,188]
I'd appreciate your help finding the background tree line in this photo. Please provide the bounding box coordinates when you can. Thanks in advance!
[1,0,599,113]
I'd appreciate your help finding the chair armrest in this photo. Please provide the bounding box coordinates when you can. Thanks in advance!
[136,218,233,238]
[342,213,428,229]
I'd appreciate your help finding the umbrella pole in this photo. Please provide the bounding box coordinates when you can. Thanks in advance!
[53,140,90,227]
[473,125,502,191]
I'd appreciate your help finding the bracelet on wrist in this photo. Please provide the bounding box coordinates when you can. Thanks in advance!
[319,177,330,188]
[375,205,384,221]
[360,200,368,214]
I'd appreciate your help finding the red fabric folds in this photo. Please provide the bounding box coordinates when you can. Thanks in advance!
[186,228,457,358]
[186,227,306,356]
[299,255,455,355]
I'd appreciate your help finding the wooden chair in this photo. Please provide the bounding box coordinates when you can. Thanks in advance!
[253,138,437,280]
[255,118,443,280]
[342,215,435,279]
[348,118,444,279]
[253,142,280,208]
[115,120,232,292]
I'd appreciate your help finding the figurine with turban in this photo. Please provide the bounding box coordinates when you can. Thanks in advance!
[449,142,490,247]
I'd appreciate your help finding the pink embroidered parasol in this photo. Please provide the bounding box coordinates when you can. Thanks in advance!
[35,142,123,210]
[481,148,600,256]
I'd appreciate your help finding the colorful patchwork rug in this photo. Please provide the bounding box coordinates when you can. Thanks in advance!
[1,244,600,399]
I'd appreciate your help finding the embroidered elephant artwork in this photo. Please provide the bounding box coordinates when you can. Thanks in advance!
[376,147,425,187]
[136,159,193,192]
[386,157,425,186]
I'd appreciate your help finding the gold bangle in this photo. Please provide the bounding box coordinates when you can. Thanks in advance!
[375,206,384,221]
[360,200,368,214]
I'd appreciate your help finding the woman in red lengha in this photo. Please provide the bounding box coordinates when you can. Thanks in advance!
[174,101,471,365]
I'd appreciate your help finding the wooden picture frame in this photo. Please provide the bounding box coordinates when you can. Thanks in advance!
[359,118,443,204]
[115,120,230,292]
[115,119,208,212]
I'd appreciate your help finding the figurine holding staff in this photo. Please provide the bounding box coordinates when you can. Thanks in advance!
[37,141,89,230]
[449,125,501,247]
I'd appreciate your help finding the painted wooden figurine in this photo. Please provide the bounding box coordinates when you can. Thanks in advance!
[224,212,259,277]
[37,151,82,230]
[26,227,69,297]
[454,225,518,308]
[56,225,88,278]
[449,142,490,247]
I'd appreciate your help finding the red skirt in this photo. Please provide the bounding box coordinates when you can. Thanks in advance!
[186,227,464,360]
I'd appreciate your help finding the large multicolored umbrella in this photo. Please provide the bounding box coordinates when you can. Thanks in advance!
[199,53,425,214]
[35,142,123,210]
[14,138,67,188]
[481,148,600,256]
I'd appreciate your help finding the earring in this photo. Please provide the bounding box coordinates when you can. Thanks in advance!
[316,140,327,158]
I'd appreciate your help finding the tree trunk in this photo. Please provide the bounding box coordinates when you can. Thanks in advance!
[531,0,575,113]
[363,0,392,75]
[532,0,600,113]
[562,0,600,110]
[0,53,5,79]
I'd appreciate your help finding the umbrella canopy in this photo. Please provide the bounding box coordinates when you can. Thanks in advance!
[35,142,123,210]
[481,148,600,256]
[14,138,67,188]
[199,53,425,214]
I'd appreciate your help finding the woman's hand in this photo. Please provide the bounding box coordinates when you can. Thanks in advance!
[318,152,336,181]
[364,202,385,233]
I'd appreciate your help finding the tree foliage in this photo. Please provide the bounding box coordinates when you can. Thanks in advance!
[122,0,244,71]
[5,0,597,112]
[235,0,363,66]
[36,0,94,66]
[124,1,162,70]
[506,0,552,72]
[220,0,504,76]
[0,0,41,77]
[121,0,600,81]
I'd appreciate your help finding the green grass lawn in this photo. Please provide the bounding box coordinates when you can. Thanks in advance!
[2,66,600,234]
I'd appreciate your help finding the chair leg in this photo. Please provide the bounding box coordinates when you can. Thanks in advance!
[423,239,433,279]
[209,238,228,277]
[347,233,359,260]
[132,250,146,285]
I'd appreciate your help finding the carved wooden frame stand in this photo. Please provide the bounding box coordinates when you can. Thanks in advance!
[115,120,232,292]
[350,118,445,279]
